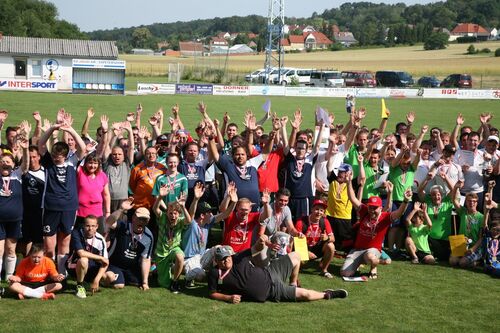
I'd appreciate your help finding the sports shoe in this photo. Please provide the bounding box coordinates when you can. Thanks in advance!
[169,280,181,294]
[324,289,348,300]
[0,287,5,298]
[42,292,56,300]
[185,280,195,289]
[75,285,87,299]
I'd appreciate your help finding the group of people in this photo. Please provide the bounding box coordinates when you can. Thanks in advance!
[0,100,498,303]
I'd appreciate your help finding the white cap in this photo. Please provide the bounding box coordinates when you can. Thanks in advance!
[487,135,499,144]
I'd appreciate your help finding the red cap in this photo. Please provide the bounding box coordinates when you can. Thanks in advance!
[367,196,382,208]
[312,199,328,209]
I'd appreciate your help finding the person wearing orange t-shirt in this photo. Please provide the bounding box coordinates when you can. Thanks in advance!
[8,244,65,300]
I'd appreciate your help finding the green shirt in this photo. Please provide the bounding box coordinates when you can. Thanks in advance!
[457,208,484,244]
[362,162,381,200]
[156,214,185,258]
[389,165,415,202]
[344,145,361,178]
[409,224,431,254]
[152,173,188,204]
[426,196,454,240]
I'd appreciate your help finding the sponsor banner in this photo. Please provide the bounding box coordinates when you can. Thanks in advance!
[175,84,213,95]
[388,88,420,98]
[422,88,458,99]
[73,59,126,69]
[285,86,324,97]
[0,79,57,91]
[213,85,250,96]
[137,83,176,95]
[248,85,285,96]
[458,89,500,100]
[323,87,357,97]
[355,88,389,98]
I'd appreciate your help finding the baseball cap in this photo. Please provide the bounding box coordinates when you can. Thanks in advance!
[367,196,382,208]
[487,135,499,144]
[443,144,456,154]
[312,199,328,209]
[338,163,352,173]
[196,201,213,215]
[215,246,233,261]
[134,207,150,220]
[157,134,169,143]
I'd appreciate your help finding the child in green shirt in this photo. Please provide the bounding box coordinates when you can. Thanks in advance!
[405,202,436,264]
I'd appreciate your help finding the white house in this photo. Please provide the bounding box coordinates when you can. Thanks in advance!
[0,35,122,93]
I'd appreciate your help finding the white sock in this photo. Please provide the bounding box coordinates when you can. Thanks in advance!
[5,256,17,280]
[57,254,68,276]
[23,286,45,299]
[0,257,3,279]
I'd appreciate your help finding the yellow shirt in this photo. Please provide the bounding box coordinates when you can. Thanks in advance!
[326,181,352,219]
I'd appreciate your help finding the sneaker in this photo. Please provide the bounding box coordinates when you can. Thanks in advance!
[0,287,5,298]
[169,280,181,294]
[42,292,56,300]
[75,285,87,299]
[324,289,348,300]
[185,280,196,289]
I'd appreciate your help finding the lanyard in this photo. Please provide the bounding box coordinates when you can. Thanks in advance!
[129,223,142,249]
[218,268,231,284]
[1,177,11,196]
[195,222,205,248]
[236,165,247,179]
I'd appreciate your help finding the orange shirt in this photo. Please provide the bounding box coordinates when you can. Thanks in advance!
[15,257,58,283]
[129,161,166,209]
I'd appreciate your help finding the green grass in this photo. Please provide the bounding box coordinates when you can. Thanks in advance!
[0,91,500,332]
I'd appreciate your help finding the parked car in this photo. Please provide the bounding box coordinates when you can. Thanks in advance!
[309,70,344,87]
[417,76,441,88]
[258,67,291,84]
[245,69,265,83]
[342,70,376,87]
[272,68,313,85]
[440,74,472,88]
[375,70,414,87]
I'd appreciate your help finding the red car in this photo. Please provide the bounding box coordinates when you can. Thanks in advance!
[342,71,377,87]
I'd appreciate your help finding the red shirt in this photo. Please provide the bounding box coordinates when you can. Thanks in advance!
[222,211,260,253]
[257,148,284,193]
[295,217,333,247]
[353,205,392,251]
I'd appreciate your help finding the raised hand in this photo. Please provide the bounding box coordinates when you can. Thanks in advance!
[456,113,464,126]
[126,112,135,122]
[385,181,394,193]
[421,125,429,134]
[41,119,51,132]
[403,188,412,202]
[111,122,122,136]
[136,103,143,113]
[159,183,170,197]
[357,152,364,163]
[197,102,206,115]
[100,115,109,133]
[32,111,41,122]
[413,201,421,211]
[56,108,65,124]
[406,111,415,124]
[280,116,288,128]
[149,115,159,127]
[0,109,8,122]
[176,193,187,206]
[290,108,302,129]
[87,107,95,119]
[172,104,180,117]
[223,112,230,123]
[261,189,271,204]
[194,182,205,199]
[479,112,492,124]
[121,197,134,211]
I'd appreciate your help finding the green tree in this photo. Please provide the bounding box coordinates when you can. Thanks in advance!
[423,32,449,50]
[131,27,154,49]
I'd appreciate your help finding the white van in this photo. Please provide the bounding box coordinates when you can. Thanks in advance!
[245,69,265,83]
[273,68,313,85]
[309,71,344,87]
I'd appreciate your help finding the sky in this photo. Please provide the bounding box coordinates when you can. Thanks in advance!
[47,0,438,32]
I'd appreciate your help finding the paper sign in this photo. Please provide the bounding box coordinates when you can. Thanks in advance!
[374,172,389,189]
[381,98,389,119]
[293,237,309,261]
[449,234,467,257]
[315,106,331,127]
[456,150,474,166]
[262,99,271,113]
[342,276,368,282]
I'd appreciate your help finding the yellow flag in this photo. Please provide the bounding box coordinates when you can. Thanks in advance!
[293,237,309,261]
[381,98,389,119]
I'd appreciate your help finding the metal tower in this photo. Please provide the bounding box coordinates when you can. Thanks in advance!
[264,0,285,84]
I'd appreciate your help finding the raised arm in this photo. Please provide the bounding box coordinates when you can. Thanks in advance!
[285,108,302,155]
[451,179,463,210]
[106,198,134,231]
[451,113,464,149]
[412,125,428,153]
[81,107,95,138]
[312,120,324,157]
[346,171,362,210]
[390,189,412,221]
[31,112,42,145]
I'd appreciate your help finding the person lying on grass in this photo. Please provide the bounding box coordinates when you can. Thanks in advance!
[208,234,348,303]
[8,243,65,300]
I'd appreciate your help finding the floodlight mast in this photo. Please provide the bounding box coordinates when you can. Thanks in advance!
[264,0,285,84]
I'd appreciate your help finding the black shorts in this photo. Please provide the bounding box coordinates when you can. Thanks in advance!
[416,250,432,262]
[67,260,102,282]
[309,240,330,258]
[0,220,22,240]
[429,238,450,261]
[267,255,296,302]
[21,209,43,243]
[107,265,142,286]
[327,216,354,251]
[43,210,76,236]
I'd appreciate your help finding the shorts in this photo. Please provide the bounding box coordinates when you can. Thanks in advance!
[428,238,450,261]
[341,248,381,274]
[416,250,433,262]
[289,197,312,221]
[42,210,77,236]
[309,240,331,258]
[0,220,22,240]
[327,216,354,251]
[107,265,142,286]
[462,248,483,264]
[184,255,206,281]
[21,209,43,243]
[67,260,102,282]
[156,247,184,288]
[267,255,296,302]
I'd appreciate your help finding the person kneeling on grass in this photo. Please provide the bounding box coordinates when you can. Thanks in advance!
[8,243,65,300]
[66,215,109,299]
[208,234,348,304]
[405,202,436,264]
[294,199,336,279]
[103,199,154,290]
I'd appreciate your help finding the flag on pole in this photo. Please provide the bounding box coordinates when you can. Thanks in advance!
[262,99,271,113]
[381,98,389,119]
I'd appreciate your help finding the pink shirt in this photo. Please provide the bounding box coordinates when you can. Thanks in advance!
[77,168,108,217]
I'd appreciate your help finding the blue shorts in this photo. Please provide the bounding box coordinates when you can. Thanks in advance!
[107,265,142,286]
[67,260,102,282]
[0,220,22,240]
[21,209,43,243]
[42,210,76,236]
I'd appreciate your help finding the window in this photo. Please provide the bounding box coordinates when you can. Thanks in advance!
[15,58,27,77]
[32,60,42,77]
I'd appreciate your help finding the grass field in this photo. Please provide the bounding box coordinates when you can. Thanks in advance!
[121,41,500,88]
[0,91,499,332]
